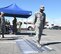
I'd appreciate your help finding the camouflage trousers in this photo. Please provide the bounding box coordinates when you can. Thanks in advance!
[34,22,43,43]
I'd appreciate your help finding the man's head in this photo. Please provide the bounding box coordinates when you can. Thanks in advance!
[40,5,45,12]
[13,16,16,19]
[0,12,4,16]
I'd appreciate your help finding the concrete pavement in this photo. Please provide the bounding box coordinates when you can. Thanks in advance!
[0,41,20,54]
[0,29,61,54]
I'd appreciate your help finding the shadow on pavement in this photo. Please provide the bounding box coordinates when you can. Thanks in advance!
[16,32,36,35]
[42,33,46,36]
[0,37,18,40]
[41,42,61,46]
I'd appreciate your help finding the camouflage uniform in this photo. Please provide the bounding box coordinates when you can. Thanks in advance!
[34,6,46,44]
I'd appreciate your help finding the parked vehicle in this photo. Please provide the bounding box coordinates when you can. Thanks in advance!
[17,22,35,30]
[52,26,61,30]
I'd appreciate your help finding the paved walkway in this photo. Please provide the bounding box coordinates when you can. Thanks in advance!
[16,39,55,54]
[0,29,61,54]
[0,41,21,54]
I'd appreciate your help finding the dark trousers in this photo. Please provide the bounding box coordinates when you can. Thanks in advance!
[13,26,17,34]
[1,26,5,38]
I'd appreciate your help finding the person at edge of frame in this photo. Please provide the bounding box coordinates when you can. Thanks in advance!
[0,12,5,38]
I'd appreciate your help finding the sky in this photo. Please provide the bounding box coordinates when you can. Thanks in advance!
[0,0,61,26]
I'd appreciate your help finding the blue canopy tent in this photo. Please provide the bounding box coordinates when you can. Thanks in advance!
[0,4,32,38]
[0,4,32,18]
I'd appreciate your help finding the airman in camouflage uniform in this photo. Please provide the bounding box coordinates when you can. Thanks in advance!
[34,5,46,47]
